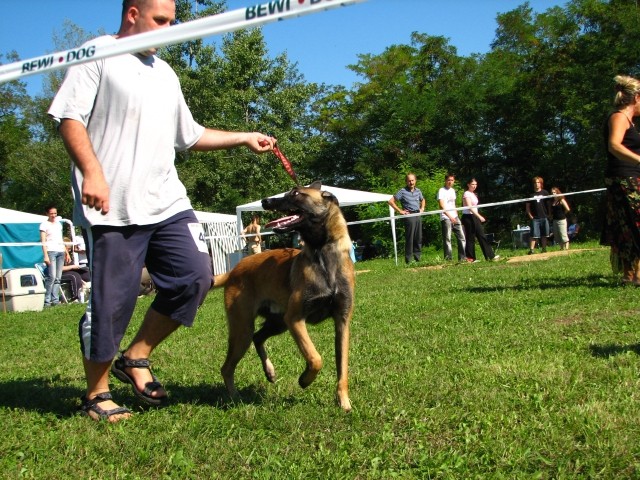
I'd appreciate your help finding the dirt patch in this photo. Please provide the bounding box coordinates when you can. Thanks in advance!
[506,248,600,263]
[355,270,371,275]
[411,265,445,271]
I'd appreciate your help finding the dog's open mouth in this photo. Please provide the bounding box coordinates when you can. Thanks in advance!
[265,214,303,231]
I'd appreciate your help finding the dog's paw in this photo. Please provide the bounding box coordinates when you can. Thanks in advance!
[262,359,277,383]
[336,394,352,413]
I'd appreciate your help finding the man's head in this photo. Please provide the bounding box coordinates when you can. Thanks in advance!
[119,0,176,55]
[532,176,544,191]
[444,174,455,188]
[405,173,417,190]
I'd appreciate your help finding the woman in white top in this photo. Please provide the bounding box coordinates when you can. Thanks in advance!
[461,179,500,261]
[39,205,70,306]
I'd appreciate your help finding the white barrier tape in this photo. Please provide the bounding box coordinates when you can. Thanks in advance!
[0,241,80,247]
[346,187,607,227]
[201,187,607,239]
[0,0,367,84]
[0,188,606,245]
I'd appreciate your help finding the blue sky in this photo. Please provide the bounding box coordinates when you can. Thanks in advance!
[1,0,565,95]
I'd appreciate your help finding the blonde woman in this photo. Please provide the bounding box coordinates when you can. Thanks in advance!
[550,187,571,250]
[243,214,262,255]
[601,75,640,285]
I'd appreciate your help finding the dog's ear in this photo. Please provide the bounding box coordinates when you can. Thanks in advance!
[321,190,339,206]
[309,180,322,190]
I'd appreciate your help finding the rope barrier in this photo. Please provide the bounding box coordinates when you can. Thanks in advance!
[0,0,367,84]
[202,187,607,240]
[0,189,605,245]
[346,187,606,227]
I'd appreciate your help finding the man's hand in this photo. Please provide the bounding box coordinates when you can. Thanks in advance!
[82,170,110,215]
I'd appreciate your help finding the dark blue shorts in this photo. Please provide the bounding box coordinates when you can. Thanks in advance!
[530,218,550,239]
[79,211,213,362]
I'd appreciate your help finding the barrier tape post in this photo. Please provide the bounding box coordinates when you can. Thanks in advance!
[0,0,367,85]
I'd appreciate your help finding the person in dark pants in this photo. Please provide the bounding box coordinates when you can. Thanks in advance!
[48,0,275,422]
[461,178,499,262]
[525,176,552,255]
[389,173,425,263]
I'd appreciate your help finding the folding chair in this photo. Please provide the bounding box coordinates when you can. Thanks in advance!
[35,262,70,304]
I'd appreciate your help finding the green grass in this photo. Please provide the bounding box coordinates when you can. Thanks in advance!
[2,241,640,479]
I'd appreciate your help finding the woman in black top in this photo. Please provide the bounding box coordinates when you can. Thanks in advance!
[601,75,640,285]
[550,187,570,250]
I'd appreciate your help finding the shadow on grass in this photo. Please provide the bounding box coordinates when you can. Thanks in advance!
[466,273,614,293]
[589,343,640,358]
[0,377,83,417]
[0,378,297,416]
[167,382,277,409]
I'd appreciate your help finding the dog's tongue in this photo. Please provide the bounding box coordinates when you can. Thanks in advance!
[265,215,300,229]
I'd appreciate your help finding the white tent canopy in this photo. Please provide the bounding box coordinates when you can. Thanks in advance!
[0,207,46,223]
[235,185,398,264]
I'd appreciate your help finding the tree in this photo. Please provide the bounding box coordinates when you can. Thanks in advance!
[165,1,326,215]
[0,52,31,204]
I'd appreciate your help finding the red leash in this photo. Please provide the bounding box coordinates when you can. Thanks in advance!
[259,140,299,185]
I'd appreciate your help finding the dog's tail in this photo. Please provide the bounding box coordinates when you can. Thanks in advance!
[211,272,229,290]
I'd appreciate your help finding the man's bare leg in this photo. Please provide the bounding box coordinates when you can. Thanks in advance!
[83,357,132,422]
[120,307,180,399]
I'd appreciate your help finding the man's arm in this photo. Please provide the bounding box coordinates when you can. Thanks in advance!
[439,197,458,223]
[191,129,274,153]
[58,119,110,215]
[389,196,406,215]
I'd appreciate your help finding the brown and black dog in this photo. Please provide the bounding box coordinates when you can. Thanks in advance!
[212,181,355,411]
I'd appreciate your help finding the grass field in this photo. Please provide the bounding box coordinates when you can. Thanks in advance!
[1,241,640,479]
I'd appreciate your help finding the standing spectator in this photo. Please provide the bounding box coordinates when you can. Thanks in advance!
[438,173,467,262]
[525,176,551,255]
[242,214,262,255]
[601,75,640,285]
[39,205,70,307]
[550,186,571,250]
[461,178,499,261]
[389,173,425,263]
[48,0,275,422]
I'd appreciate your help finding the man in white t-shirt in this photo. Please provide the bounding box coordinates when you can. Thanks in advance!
[437,174,468,262]
[48,0,275,422]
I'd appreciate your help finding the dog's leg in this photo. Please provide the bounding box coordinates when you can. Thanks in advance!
[253,315,287,383]
[286,315,323,389]
[334,313,352,412]
[220,305,254,399]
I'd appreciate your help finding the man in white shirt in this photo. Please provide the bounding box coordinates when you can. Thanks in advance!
[48,0,275,422]
[437,174,468,262]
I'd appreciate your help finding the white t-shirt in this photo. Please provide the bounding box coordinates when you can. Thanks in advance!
[48,36,205,228]
[437,187,458,220]
[39,219,65,253]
